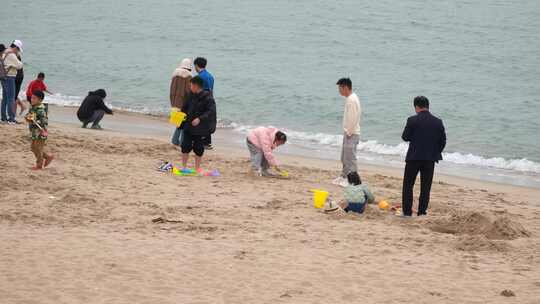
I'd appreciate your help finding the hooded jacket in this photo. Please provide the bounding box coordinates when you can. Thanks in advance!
[247,127,280,166]
[77,89,113,121]
[170,58,192,109]
[181,90,216,136]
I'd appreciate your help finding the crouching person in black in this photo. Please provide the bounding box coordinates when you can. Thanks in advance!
[180,76,216,171]
[77,89,113,129]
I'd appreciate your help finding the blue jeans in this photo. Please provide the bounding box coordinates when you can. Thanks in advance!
[246,139,269,172]
[344,202,366,214]
[1,77,16,122]
[171,127,184,146]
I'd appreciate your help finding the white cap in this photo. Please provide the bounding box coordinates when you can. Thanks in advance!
[180,58,192,70]
[12,40,23,53]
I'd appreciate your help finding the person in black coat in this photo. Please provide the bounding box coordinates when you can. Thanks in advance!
[180,76,216,171]
[401,96,446,216]
[77,89,113,129]
[13,51,25,115]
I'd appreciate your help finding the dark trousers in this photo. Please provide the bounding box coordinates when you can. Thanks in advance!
[181,130,205,157]
[82,109,105,127]
[203,134,212,145]
[402,160,435,216]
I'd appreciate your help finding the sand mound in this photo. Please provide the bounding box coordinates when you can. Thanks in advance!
[363,205,387,220]
[428,212,530,240]
[486,216,531,240]
[454,235,508,252]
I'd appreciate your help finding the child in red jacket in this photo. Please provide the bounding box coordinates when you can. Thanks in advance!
[26,72,53,113]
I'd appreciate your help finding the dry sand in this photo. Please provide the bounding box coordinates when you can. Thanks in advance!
[1,109,540,303]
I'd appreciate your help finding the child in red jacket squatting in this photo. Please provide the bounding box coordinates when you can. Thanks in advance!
[26,72,53,113]
[246,127,287,176]
[24,90,54,170]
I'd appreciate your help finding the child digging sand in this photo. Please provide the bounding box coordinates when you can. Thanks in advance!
[25,90,54,170]
[327,171,374,214]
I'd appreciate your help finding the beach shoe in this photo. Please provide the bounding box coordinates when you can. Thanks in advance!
[261,170,277,177]
[157,161,173,172]
[332,176,344,184]
[205,144,214,150]
[332,177,348,188]
[31,165,43,170]
[91,124,103,130]
[44,155,55,167]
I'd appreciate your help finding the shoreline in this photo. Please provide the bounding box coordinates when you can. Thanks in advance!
[38,96,540,183]
[47,105,540,196]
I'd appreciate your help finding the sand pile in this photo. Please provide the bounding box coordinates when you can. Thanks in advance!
[454,235,508,252]
[428,211,530,240]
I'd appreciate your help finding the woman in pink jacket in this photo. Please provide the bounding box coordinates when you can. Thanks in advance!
[246,127,287,176]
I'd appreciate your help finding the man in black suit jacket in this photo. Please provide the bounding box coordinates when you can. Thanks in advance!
[401,96,446,216]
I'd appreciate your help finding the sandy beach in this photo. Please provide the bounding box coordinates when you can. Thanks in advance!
[1,107,539,303]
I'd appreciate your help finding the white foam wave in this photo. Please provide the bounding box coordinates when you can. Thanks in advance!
[230,124,540,174]
[43,93,165,115]
[443,152,540,173]
[43,93,84,107]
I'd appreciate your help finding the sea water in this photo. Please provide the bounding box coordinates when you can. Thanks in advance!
[2,0,539,186]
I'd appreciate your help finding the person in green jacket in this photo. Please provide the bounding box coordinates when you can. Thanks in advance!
[25,90,54,170]
[338,171,375,214]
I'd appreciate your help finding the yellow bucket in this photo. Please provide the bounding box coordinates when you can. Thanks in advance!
[169,109,187,126]
[311,189,329,209]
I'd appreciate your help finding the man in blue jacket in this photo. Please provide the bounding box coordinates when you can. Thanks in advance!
[194,57,215,150]
[401,96,446,216]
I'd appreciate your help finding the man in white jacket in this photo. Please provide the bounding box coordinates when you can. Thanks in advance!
[333,78,361,187]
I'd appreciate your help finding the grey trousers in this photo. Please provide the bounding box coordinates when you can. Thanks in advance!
[247,139,269,172]
[82,109,105,127]
[341,134,360,177]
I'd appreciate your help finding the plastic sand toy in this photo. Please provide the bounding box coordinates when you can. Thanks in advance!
[171,167,220,177]
[169,109,187,127]
[310,189,329,209]
[203,169,221,177]
[378,200,390,210]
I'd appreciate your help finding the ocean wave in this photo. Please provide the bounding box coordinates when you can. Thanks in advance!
[443,152,540,173]
[41,93,83,107]
[40,93,540,174]
[44,93,165,115]
[230,124,540,174]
